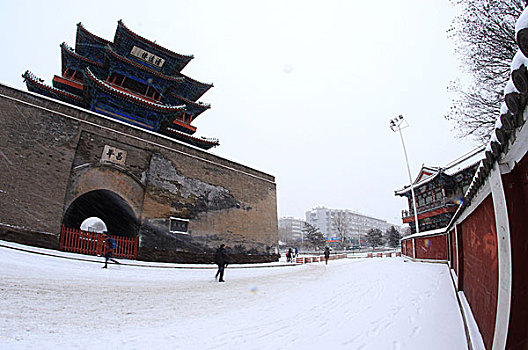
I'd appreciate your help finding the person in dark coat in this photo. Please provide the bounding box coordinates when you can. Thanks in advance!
[324,246,330,265]
[102,232,120,269]
[214,244,230,282]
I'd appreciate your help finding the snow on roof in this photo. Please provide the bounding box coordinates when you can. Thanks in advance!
[505,77,520,95]
[443,145,485,176]
[395,146,484,195]
[401,227,447,240]
[511,50,528,72]
[515,7,528,35]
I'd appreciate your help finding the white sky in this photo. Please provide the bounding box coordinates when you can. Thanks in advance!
[0,0,479,225]
[80,217,107,232]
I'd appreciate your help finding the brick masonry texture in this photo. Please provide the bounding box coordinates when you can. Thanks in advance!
[0,84,279,263]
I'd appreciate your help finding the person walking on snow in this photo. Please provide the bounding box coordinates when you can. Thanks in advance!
[324,246,330,265]
[214,244,230,282]
[287,248,294,263]
[102,232,120,269]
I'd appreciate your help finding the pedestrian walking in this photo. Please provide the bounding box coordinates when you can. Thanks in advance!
[102,232,120,269]
[214,244,230,282]
[324,246,330,265]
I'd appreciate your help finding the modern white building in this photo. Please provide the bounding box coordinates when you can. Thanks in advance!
[305,207,400,245]
[278,217,306,245]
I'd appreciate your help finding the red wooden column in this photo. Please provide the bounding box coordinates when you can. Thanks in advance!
[59,225,66,250]
[96,233,103,256]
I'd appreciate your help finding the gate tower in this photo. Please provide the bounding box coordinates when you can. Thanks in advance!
[23,20,219,150]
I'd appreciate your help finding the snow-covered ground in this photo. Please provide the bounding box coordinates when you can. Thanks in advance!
[0,243,468,350]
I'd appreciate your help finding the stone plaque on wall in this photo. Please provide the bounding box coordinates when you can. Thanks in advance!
[101,145,127,165]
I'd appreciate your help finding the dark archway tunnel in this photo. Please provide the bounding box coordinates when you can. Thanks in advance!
[62,190,138,238]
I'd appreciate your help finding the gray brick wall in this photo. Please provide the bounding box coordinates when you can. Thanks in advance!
[0,83,278,262]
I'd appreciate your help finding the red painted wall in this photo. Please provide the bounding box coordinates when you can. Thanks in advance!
[503,152,528,349]
[405,239,413,258]
[414,234,447,260]
[401,241,406,256]
[449,230,457,274]
[460,195,498,350]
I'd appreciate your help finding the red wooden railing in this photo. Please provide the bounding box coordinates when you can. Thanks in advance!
[59,225,139,259]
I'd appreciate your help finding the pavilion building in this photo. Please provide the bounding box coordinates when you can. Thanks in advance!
[395,146,483,234]
[22,20,219,150]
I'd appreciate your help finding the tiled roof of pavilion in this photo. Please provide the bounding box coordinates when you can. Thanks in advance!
[177,73,213,101]
[104,45,185,83]
[83,68,185,112]
[395,149,483,196]
[61,42,103,68]
[170,92,211,109]
[114,20,193,72]
[164,127,219,149]
[22,71,83,105]
[76,22,111,46]
[75,23,111,61]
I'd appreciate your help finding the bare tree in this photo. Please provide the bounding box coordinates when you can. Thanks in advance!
[446,0,525,143]
[332,212,350,246]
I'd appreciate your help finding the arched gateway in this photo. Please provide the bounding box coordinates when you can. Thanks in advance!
[62,189,138,237]
[62,161,145,238]
[58,161,144,258]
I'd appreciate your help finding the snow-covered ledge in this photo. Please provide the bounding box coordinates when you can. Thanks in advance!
[490,163,512,350]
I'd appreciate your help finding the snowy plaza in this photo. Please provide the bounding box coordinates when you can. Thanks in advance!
[0,242,468,350]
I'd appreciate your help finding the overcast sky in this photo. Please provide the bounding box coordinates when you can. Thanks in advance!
[0,0,480,226]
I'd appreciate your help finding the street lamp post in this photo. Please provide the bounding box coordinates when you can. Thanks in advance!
[390,115,420,234]
[301,229,303,253]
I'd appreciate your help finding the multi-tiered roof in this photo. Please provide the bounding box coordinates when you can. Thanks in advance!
[23,20,219,149]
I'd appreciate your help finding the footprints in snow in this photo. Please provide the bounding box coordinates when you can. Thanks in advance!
[410,325,422,337]
[407,315,422,337]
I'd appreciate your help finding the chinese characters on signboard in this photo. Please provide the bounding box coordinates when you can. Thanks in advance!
[130,46,165,68]
[101,145,127,166]
[170,218,189,234]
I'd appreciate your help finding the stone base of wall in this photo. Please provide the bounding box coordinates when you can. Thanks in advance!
[0,224,59,250]
[138,247,279,264]
[0,223,280,264]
